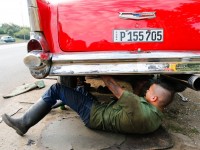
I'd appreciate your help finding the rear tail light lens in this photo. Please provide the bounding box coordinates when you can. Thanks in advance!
[27,39,42,52]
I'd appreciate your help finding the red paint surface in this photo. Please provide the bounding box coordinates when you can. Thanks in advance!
[37,0,200,52]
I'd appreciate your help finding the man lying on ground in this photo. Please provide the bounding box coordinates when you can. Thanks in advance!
[2,75,175,136]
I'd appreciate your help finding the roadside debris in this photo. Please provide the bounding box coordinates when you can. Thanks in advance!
[26,139,35,146]
[177,93,189,102]
[3,80,45,99]
[19,102,34,104]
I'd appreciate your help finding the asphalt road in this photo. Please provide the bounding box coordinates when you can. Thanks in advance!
[0,43,34,97]
[0,43,58,150]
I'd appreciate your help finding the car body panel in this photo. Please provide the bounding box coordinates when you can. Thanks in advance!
[55,0,200,52]
[34,0,200,53]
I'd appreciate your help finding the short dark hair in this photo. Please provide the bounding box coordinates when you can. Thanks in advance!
[153,78,175,107]
[153,78,175,92]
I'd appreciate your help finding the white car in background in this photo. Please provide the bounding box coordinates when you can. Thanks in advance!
[1,36,15,43]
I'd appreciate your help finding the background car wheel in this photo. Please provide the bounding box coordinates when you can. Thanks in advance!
[57,76,77,88]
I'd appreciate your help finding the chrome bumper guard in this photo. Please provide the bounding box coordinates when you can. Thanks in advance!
[24,50,200,78]
[24,51,52,79]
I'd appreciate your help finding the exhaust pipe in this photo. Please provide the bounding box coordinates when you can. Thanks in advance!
[187,75,200,91]
[161,74,200,91]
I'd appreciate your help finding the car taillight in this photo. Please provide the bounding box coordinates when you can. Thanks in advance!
[27,39,42,52]
[27,32,49,52]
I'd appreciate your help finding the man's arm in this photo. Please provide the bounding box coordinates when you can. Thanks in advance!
[101,76,124,99]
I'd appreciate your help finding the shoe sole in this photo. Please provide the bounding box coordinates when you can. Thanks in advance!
[2,114,24,136]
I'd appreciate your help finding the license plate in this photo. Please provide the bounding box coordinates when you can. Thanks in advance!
[113,29,164,42]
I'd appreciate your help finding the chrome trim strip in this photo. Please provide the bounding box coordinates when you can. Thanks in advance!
[50,51,200,75]
[119,12,156,20]
[27,0,41,31]
[25,51,200,77]
[49,62,200,75]
[27,0,37,7]
[52,51,200,62]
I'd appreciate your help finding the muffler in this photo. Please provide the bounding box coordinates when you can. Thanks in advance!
[187,75,200,90]
[161,74,200,91]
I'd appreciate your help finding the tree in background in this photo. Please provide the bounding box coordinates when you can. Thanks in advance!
[0,23,30,40]
[14,27,30,40]
[0,28,5,34]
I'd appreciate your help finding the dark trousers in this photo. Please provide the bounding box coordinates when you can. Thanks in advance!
[41,83,94,126]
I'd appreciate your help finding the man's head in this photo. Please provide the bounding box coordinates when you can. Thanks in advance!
[145,79,175,111]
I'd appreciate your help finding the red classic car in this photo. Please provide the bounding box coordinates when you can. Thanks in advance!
[25,0,200,91]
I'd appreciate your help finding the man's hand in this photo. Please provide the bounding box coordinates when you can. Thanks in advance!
[101,76,124,99]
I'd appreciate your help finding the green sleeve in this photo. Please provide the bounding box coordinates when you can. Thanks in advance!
[116,90,143,114]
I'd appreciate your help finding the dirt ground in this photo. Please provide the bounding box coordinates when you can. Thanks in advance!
[0,77,200,150]
[163,88,200,150]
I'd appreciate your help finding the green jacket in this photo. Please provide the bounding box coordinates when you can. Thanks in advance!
[89,90,163,134]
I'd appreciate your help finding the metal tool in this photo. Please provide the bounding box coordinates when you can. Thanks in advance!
[177,93,189,102]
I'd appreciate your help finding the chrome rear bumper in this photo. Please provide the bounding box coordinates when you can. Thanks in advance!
[24,50,200,78]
